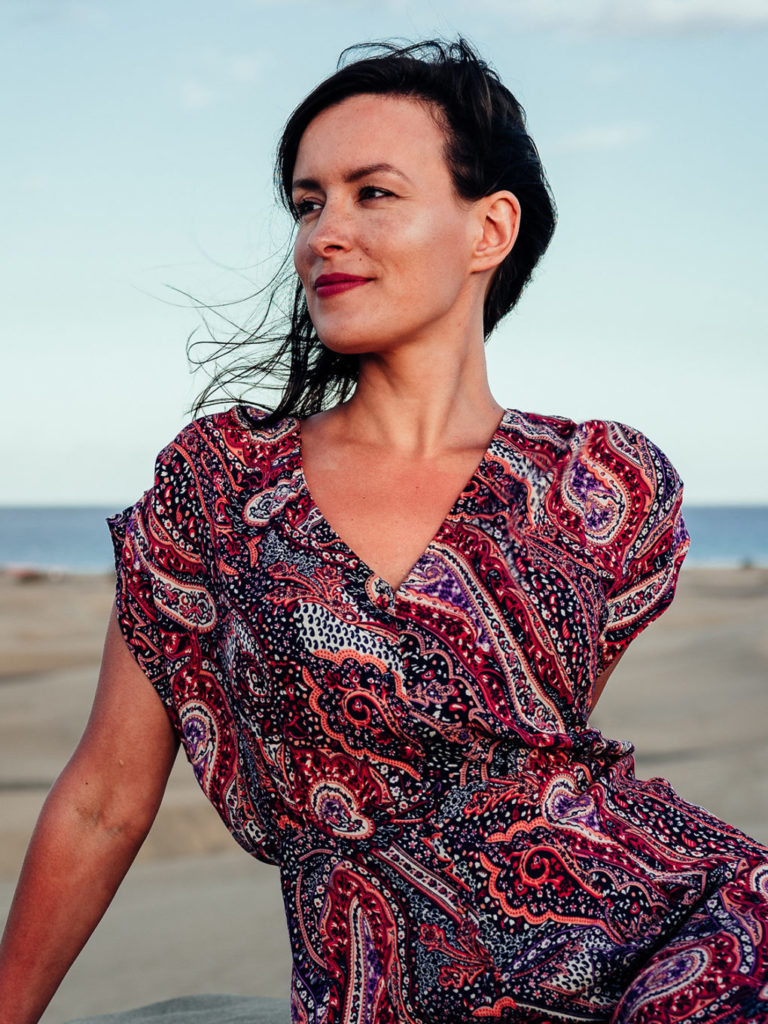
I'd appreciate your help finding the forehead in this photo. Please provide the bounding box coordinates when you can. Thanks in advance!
[293,93,450,180]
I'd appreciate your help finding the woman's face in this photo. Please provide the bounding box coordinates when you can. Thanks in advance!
[291,93,486,356]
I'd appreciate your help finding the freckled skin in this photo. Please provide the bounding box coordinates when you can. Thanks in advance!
[292,94,485,359]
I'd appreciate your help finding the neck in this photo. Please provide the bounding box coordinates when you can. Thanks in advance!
[338,329,504,458]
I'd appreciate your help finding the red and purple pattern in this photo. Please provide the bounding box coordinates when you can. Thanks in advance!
[109,406,768,1023]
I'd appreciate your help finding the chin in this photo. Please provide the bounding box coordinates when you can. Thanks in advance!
[313,318,422,356]
[318,342,374,362]
[314,328,385,357]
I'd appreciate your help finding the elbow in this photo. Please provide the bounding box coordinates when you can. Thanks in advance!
[50,762,163,854]
[72,800,156,848]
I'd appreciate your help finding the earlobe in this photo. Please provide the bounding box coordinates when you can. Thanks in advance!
[472,192,521,271]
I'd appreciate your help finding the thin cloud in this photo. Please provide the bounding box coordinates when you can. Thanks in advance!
[586,64,630,85]
[5,0,108,27]
[174,50,274,111]
[550,122,652,153]
[180,79,217,110]
[21,173,53,192]
[454,0,768,34]
[224,56,264,84]
[244,0,768,32]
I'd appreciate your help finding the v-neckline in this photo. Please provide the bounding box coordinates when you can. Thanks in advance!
[291,409,510,596]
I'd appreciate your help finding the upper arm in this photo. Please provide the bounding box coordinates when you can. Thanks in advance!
[66,605,179,832]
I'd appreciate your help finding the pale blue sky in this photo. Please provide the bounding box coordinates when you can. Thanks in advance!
[1,0,766,504]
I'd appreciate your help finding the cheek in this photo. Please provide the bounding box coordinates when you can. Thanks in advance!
[293,235,308,283]
[389,214,472,291]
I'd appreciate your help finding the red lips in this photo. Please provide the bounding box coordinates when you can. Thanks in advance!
[314,273,372,298]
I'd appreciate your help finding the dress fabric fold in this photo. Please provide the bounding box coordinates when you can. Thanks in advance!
[108,405,768,1024]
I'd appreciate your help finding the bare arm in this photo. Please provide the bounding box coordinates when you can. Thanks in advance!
[0,606,179,1024]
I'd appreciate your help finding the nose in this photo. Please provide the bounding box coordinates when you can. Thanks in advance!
[305,198,352,257]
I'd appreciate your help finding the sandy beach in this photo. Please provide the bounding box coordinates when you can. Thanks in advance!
[1,567,767,1022]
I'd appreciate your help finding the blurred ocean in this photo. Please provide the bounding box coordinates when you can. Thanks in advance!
[0,505,766,573]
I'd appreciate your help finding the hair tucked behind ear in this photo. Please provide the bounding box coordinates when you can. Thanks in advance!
[189,37,557,426]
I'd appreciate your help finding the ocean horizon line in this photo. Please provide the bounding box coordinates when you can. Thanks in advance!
[1,505,766,575]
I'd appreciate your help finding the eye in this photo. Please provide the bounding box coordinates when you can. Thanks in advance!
[359,185,394,202]
[293,197,322,219]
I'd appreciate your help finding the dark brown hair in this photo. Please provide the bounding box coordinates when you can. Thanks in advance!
[190,38,557,425]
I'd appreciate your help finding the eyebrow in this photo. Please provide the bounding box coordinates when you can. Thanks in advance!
[291,163,413,192]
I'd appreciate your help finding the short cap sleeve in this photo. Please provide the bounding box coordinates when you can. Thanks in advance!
[107,433,218,730]
[562,420,690,673]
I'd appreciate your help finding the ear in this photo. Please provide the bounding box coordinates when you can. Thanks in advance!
[470,191,521,273]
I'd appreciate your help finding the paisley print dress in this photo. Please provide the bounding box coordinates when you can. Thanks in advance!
[108,406,768,1024]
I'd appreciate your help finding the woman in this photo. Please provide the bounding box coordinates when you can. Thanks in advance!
[1,38,767,1024]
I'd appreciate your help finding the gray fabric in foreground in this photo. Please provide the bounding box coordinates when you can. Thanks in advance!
[65,994,290,1024]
